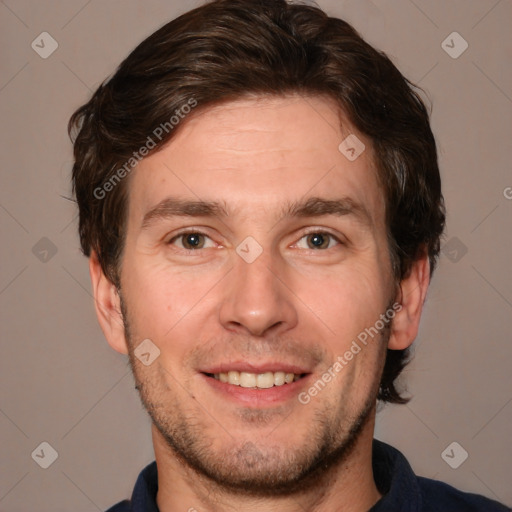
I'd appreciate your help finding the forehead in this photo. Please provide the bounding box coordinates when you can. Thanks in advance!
[127,95,385,229]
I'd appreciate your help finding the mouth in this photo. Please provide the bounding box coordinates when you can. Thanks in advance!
[205,371,307,389]
[199,363,312,406]
[199,361,313,408]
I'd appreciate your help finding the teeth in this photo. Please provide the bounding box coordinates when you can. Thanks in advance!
[213,371,301,388]
[256,372,274,389]
[240,372,257,388]
[227,370,240,385]
[274,371,285,386]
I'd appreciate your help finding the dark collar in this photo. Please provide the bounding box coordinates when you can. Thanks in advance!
[370,438,422,511]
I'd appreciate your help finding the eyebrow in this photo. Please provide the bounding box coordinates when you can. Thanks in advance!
[286,196,372,228]
[141,198,229,229]
[141,196,372,230]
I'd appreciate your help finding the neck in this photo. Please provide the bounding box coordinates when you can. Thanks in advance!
[153,410,382,512]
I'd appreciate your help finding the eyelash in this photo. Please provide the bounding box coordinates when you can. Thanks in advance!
[167,229,343,252]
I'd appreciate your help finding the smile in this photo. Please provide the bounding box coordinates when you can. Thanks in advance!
[210,371,304,388]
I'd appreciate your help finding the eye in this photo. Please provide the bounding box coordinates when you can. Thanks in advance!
[168,231,215,250]
[295,231,340,250]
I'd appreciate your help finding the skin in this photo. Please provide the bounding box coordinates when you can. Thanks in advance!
[90,95,430,512]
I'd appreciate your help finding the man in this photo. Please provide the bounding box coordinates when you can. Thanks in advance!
[68,0,510,510]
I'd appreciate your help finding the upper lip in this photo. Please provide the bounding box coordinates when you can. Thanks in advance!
[200,362,312,375]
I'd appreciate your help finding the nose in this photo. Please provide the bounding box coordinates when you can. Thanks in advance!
[219,247,298,337]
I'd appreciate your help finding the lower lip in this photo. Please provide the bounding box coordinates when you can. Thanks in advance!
[201,373,311,407]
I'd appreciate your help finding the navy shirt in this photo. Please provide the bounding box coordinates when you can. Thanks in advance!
[106,439,510,511]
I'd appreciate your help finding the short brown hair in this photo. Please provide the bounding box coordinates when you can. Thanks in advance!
[68,0,445,404]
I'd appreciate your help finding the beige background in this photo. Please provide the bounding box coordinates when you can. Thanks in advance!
[1,0,511,510]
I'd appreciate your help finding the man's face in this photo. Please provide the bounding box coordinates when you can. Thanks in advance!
[117,95,396,492]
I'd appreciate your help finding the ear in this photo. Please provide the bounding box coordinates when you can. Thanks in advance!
[388,251,430,350]
[89,251,128,354]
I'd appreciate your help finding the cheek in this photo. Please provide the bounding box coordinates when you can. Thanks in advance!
[297,262,390,343]
[121,257,222,344]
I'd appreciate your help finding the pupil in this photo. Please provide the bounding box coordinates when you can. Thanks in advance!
[186,234,201,247]
[310,234,325,248]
